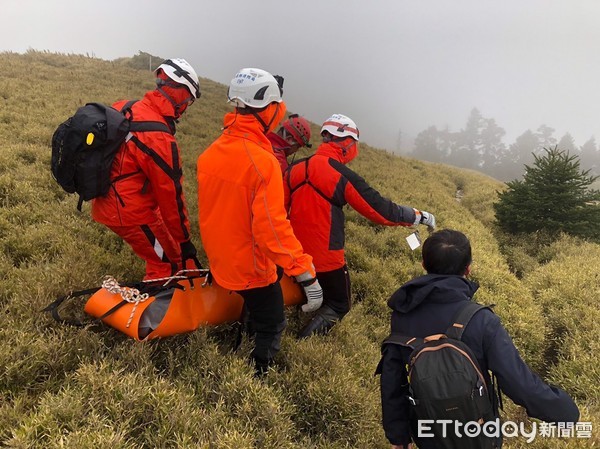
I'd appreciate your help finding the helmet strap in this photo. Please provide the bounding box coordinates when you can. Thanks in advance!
[289,152,298,165]
[250,103,280,134]
[250,109,268,133]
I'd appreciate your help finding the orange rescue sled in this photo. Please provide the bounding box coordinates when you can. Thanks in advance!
[84,273,303,341]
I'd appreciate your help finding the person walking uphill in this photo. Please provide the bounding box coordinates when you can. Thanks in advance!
[284,114,436,338]
[91,58,201,280]
[196,68,323,375]
[267,113,312,172]
[378,229,579,449]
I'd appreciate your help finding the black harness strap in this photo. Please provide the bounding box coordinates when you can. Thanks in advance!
[42,285,147,326]
[170,141,190,241]
[128,134,181,181]
[288,158,336,207]
[42,286,102,326]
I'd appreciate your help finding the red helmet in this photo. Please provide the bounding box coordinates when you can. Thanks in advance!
[282,114,312,148]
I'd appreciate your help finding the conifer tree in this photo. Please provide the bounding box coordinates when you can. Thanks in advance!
[494,147,600,241]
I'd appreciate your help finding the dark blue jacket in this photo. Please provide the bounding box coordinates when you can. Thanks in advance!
[379,274,579,447]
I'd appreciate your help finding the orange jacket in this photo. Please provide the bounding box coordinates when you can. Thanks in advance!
[197,112,314,291]
[91,90,192,244]
[284,142,418,272]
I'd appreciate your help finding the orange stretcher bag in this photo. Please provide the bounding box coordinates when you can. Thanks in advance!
[44,271,304,341]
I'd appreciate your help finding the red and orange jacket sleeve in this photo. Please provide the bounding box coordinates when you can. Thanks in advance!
[330,159,418,226]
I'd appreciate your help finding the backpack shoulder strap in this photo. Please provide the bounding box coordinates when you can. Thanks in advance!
[445,302,490,341]
[129,121,171,133]
[120,100,138,114]
[382,333,425,349]
[120,100,172,134]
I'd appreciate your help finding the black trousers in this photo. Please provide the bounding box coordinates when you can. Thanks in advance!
[317,264,352,317]
[237,280,286,365]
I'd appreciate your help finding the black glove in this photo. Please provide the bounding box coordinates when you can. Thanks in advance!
[180,240,197,259]
[180,240,201,269]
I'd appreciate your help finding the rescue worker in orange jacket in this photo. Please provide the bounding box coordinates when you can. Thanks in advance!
[284,114,437,338]
[92,58,200,280]
[197,68,323,374]
[267,114,312,172]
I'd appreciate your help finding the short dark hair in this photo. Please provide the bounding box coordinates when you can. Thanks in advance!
[422,229,472,275]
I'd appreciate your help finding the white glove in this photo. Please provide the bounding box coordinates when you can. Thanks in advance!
[295,271,324,313]
[419,211,436,230]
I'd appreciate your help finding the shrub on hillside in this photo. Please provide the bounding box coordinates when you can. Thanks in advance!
[494,147,600,242]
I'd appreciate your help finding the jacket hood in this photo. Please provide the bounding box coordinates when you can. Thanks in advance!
[221,112,274,152]
[388,274,479,313]
[315,141,358,164]
[144,89,178,118]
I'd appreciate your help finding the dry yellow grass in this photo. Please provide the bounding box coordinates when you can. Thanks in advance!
[0,50,597,448]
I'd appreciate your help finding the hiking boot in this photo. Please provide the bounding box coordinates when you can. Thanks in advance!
[253,356,274,377]
[297,305,341,339]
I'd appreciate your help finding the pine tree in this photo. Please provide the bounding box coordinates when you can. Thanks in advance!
[494,147,600,241]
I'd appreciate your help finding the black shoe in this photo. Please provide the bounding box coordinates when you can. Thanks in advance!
[253,356,273,377]
[297,306,341,339]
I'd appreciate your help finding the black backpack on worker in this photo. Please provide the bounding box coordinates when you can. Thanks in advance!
[381,302,499,449]
[51,101,171,210]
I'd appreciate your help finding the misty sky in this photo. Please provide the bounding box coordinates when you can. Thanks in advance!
[4,0,600,152]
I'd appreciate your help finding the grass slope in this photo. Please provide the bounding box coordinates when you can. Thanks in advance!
[0,51,597,448]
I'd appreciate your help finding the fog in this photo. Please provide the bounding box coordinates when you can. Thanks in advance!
[4,0,600,154]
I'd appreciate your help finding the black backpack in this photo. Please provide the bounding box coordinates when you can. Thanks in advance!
[51,101,171,210]
[382,302,499,449]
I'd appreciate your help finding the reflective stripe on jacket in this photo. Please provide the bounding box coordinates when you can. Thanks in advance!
[91,90,192,244]
[284,142,417,271]
[197,112,314,291]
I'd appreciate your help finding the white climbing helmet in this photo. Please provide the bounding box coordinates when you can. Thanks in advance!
[227,68,283,109]
[320,114,360,141]
[155,58,201,99]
